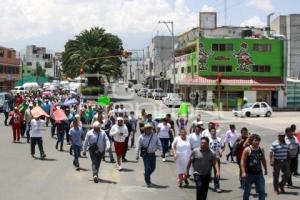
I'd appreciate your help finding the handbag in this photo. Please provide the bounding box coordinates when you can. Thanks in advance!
[89,133,100,154]
[140,134,153,157]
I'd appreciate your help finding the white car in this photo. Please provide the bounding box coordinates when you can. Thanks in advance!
[163,93,182,107]
[232,102,273,117]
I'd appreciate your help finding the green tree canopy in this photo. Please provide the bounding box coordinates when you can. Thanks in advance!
[62,27,124,85]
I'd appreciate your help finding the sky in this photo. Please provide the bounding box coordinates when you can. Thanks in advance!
[0,0,299,53]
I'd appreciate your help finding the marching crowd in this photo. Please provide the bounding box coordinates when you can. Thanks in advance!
[2,90,300,200]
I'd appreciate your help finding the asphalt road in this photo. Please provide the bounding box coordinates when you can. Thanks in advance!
[0,84,299,200]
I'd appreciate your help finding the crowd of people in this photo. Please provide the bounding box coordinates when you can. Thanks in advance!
[2,90,300,200]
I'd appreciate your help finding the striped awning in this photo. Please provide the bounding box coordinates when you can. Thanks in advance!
[180,76,285,86]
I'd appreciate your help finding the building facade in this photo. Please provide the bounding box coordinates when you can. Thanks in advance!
[174,27,286,109]
[271,14,300,79]
[124,56,144,84]
[145,36,174,90]
[22,45,54,77]
[0,46,20,91]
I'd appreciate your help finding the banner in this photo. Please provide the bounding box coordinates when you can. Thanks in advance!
[178,102,189,117]
[98,96,110,106]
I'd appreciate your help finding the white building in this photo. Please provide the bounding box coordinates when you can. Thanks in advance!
[22,45,54,77]
[145,36,175,90]
[124,55,144,84]
[271,14,300,79]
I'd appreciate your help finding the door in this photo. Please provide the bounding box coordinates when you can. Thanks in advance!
[260,102,269,115]
[251,103,261,116]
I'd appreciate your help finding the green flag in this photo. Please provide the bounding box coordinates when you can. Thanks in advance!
[178,102,189,117]
[98,96,110,106]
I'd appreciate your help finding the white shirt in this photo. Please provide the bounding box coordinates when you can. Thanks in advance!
[109,124,129,142]
[224,129,238,146]
[118,108,127,117]
[30,119,46,138]
[157,122,171,138]
[209,137,223,158]
[202,129,221,138]
[188,132,202,150]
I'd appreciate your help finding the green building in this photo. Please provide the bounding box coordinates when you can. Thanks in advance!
[176,37,286,109]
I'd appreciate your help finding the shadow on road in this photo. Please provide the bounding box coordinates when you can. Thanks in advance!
[78,167,90,171]
[121,168,134,172]
[150,183,169,189]
[99,179,117,184]
[41,158,57,161]
[280,191,299,196]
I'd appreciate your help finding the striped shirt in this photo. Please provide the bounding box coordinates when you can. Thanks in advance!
[285,136,299,158]
[270,140,289,160]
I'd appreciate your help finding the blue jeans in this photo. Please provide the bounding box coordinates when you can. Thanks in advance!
[72,145,81,167]
[142,153,156,185]
[243,174,265,200]
[159,138,169,158]
[56,131,65,150]
[25,123,31,142]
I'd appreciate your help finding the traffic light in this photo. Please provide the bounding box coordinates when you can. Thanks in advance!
[216,73,222,85]
[121,51,132,58]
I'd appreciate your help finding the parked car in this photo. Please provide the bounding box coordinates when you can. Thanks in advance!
[152,88,163,99]
[163,93,182,107]
[11,86,27,94]
[153,90,167,100]
[137,88,148,97]
[133,84,143,93]
[232,102,273,117]
[146,89,156,98]
[22,82,40,91]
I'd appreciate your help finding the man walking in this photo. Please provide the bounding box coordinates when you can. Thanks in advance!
[30,115,47,159]
[69,119,84,170]
[186,137,220,200]
[109,117,128,170]
[285,127,299,188]
[270,132,290,194]
[136,123,162,187]
[83,121,110,183]
[241,134,267,200]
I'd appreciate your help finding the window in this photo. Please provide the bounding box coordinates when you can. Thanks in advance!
[26,62,32,66]
[194,65,197,72]
[0,65,3,73]
[253,104,260,109]
[181,67,185,73]
[0,50,4,57]
[252,65,271,72]
[211,65,232,72]
[7,51,12,58]
[187,66,191,73]
[261,103,268,108]
[212,44,233,51]
[253,44,272,52]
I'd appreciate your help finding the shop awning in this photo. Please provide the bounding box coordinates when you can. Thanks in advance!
[180,76,285,86]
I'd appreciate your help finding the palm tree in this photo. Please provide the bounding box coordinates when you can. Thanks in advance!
[62,27,123,86]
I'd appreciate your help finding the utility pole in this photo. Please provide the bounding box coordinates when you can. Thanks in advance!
[224,0,227,26]
[158,20,176,93]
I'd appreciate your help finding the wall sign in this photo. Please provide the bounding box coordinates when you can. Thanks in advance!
[198,43,212,71]
[233,42,253,72]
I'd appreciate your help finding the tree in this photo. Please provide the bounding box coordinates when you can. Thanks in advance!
[32,64,46,77]
[62,27,123,86]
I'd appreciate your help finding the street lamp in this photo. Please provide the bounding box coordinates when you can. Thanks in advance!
[158,20,176,93]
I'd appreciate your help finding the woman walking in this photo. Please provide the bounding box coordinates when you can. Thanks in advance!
[157,118,171,162]
[172,129,191,187]
[10,107,23,143]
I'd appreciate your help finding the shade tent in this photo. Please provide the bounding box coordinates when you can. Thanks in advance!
[31,106,49,118]
[63,98,78,106]
[53,109,67,121]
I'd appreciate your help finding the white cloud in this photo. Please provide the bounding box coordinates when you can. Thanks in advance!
[247,0,274,12]
[240,16,266,27]
[201,4,215,12]
[0,0,198,42]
